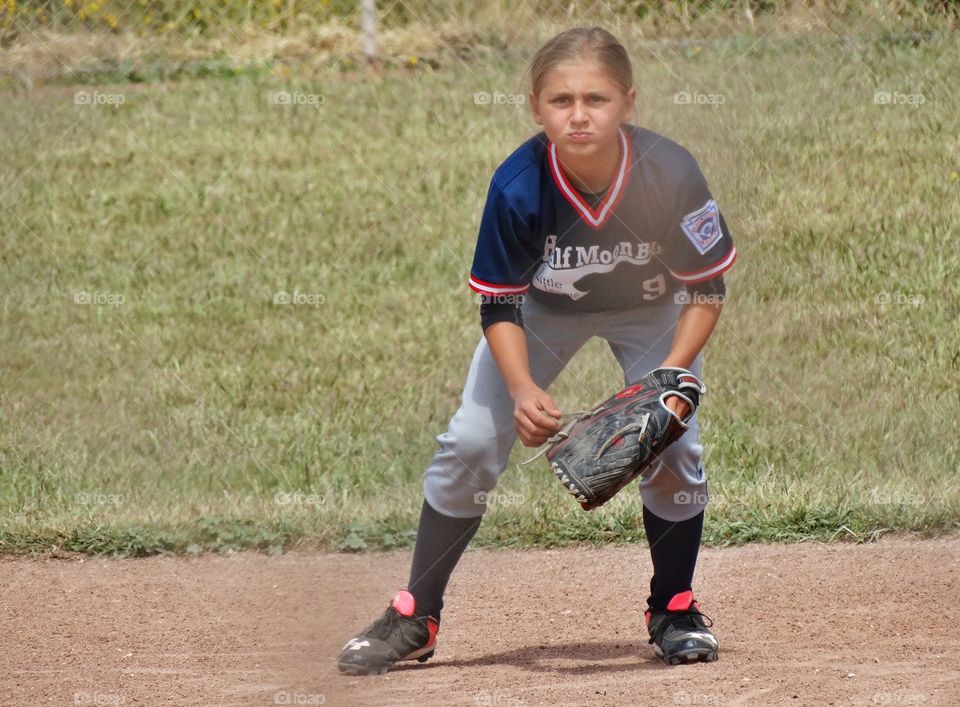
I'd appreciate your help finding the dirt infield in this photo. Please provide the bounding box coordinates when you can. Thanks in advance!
[2,536,959,706]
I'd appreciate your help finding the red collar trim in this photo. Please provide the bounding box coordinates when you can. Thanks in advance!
[548,127,632,231]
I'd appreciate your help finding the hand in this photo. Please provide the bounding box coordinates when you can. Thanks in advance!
[664,395,690,420]
[511,383,562,447]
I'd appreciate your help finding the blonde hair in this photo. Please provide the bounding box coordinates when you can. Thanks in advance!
[527,26,634,97]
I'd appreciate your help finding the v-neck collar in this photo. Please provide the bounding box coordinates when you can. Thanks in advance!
[547,127,632,231]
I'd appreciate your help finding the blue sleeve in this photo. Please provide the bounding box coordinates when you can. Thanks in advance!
[660,157,737,285]
[468,178,538,297]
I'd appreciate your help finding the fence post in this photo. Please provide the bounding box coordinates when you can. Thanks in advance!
[361,0,381,76]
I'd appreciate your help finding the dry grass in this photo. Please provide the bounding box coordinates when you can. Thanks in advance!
[2,1,957,87]
[1,5,959,555]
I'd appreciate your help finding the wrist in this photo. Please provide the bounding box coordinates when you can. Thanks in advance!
[660,356,695,370]
[507,378,537,400]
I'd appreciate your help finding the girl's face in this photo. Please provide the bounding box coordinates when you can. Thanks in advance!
[530,59,636,160]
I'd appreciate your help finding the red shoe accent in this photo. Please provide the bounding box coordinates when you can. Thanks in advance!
[666,590,695,612]
[426,617,439,647]
[392,590,417,617]
[644,610,652,625]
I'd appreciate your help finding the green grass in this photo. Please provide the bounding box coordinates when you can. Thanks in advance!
[2,31,959,555]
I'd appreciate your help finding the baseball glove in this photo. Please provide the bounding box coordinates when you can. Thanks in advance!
[527,367,706,511]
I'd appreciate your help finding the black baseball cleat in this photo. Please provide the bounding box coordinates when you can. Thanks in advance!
[337,590,439,676]
[645,590,719,665]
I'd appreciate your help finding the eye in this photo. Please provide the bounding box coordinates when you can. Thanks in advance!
[551,96,570,105]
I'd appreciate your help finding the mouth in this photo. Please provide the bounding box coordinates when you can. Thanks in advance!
[568,132,592,141]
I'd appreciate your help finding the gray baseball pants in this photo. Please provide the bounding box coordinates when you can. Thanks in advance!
[423,294,708,522]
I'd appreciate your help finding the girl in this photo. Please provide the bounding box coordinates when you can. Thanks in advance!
[338,26,735,675]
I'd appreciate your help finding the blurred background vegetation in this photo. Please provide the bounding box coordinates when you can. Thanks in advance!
[2,1,958,555]
[1,1,958,86]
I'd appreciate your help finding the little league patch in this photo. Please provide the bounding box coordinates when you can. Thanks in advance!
[681,199,724,254]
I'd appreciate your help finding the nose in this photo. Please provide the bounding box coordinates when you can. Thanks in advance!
[571,99,587,125]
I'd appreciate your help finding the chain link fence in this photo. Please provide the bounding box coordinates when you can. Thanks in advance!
[1,0,957,87]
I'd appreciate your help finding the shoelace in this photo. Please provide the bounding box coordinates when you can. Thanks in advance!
[668,608,714,632]
[368,605,403,641]
[369,604,431,643]
[649,607,714,643]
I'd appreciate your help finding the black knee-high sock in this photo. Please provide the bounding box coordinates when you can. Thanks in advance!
[643,505,704,611]
[407,498,482,622]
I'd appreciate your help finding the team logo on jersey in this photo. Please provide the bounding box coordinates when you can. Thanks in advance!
[532,237,662,300]
[680,199,723,254]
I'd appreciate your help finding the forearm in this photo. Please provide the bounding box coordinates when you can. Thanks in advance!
[484,321,534,397]
[660,301,724,369]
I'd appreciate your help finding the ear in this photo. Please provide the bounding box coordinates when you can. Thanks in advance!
[624,86,637,121]
[529,91,543,125]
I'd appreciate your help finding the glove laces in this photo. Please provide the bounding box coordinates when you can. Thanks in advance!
[594,414,650,460]
[519,408,602,466]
